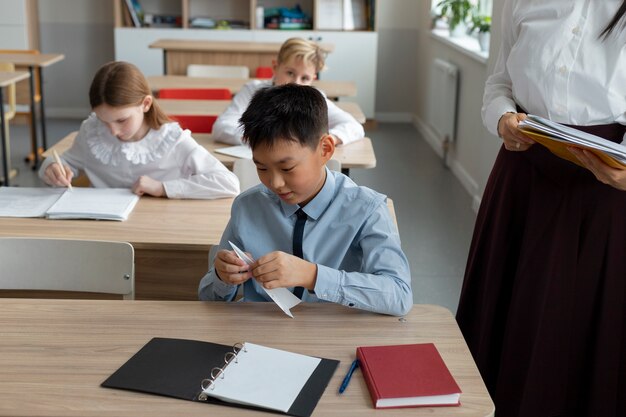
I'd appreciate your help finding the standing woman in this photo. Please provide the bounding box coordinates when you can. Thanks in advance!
[456,1,626,416]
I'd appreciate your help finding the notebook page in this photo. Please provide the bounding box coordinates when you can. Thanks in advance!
[205,342,321,412]
[0,187,64,217]
[46,188,139,220]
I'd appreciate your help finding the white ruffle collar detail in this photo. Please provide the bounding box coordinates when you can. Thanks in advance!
[84,114,185,166]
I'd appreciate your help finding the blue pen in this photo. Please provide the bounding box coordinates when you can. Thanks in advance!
[338,359,359,394]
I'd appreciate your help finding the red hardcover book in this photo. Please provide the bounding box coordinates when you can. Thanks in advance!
[356,343,461,409]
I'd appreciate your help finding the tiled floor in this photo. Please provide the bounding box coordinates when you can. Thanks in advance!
[4,119,476,314]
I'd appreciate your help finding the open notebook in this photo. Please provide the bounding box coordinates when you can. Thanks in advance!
[0,187,139,221]
[102,338,339,417]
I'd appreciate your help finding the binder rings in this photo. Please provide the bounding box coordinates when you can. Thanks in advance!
[102,337,339,417]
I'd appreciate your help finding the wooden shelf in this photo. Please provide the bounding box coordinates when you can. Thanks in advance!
[113,0,377,31]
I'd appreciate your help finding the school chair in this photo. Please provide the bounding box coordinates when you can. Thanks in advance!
[159,87,232,133]
[0,237,135,300]
[0,49,42,165]
[187,64,250,79]
[158,88,232,100]
[255,66,273,79]
[0,62,17,184]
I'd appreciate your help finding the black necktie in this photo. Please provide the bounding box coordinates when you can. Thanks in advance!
[292,208,307,298]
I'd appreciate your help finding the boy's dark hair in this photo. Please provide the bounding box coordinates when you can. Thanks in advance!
[239,84,328,151]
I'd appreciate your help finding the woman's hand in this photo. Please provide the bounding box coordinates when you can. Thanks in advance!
[498,112,535,151]
[569,147,626,190]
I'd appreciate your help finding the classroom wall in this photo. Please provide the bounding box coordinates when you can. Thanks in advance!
[375,0,419,122]
[405,0,504,210]
[38,0,114,118]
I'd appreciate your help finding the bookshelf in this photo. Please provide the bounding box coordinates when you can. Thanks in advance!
[113,0,379,118]
[113,0,377,31]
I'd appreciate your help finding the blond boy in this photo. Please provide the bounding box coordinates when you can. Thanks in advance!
[212,37,364,145]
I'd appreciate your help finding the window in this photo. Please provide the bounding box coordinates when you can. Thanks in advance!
[430,0,494,63]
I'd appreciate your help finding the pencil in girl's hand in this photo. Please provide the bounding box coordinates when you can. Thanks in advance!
[51,149,73,191]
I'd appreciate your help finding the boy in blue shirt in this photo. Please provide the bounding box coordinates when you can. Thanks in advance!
[198,84,412,316]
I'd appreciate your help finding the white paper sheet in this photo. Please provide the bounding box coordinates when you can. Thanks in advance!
[203,342,321,412]
[46,188,139,221]
[214,145,252,159]
[229,241,302,318]
[0,187,64,217]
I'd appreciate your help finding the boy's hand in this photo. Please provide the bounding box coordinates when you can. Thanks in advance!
[132,175,165,197]
[214,250,252,285]
[43,163,74,187]
[252,251,317,290]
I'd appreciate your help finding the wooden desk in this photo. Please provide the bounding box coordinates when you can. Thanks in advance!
[0,53,65,166]
[157,98,366,124]
[0,197,233,300]
[150,39,333,76]
[44,132,377,173]
[195,133,377,172]
[147,75,357,99]
[0,71,29,186]
[0,300,494,417]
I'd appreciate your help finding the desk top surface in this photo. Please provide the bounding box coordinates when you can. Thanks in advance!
[44,131,376,170]
[0,299,494,417]
[0,71,29,87]
[150,39,334,53]
[195,134,377,170]
[147,75,357,98]
[0,196,233,250]
[157,98,366,124]
[0,53,65,67]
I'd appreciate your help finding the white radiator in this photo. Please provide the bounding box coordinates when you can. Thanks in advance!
[428,59,459,158]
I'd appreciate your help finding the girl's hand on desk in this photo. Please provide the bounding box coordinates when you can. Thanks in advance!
[132,176,165,197]
[214,250,252,285]
[43,163,73,187]
[568,147,626,191]
[498,112,534,151]
[252,251,317,291]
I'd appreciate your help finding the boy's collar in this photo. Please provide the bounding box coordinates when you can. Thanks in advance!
[280,167,335,221]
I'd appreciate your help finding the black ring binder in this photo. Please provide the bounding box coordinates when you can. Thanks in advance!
[199,342,247,398]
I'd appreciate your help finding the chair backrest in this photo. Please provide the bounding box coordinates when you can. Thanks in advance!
[232,158,343,192]
[255,66,273,79]
[159,88,232,100]
[170,115,217,134]
[159,87,230,134]
[0,238,135,299]
[232,158,260,192]
[326,158,342,172]
[187,64,250,79]
[0,62,16,120]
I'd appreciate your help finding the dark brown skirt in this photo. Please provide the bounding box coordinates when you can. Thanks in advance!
[456,123,626,417]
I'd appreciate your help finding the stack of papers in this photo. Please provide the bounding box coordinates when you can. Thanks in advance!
[0,187,139,221]
[518,115,626,169]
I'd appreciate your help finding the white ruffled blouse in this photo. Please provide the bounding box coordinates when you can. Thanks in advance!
[39,113,240,199]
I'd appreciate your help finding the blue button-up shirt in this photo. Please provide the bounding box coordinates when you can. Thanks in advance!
[199,169,413,316]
